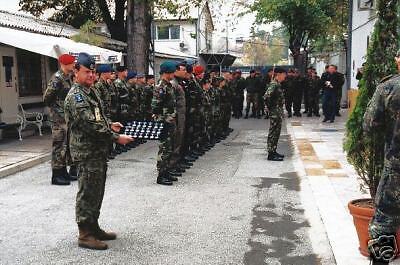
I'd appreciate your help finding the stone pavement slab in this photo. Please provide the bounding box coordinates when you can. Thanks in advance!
[0,133,51,179]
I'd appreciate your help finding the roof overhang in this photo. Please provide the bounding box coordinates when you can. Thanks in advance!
[0,26,122,63]
[199,53,237,67]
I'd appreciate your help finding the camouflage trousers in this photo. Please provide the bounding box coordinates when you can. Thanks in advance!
[369,163,400,239]
[246,93,259,115]
[221,104,231,131]
[76,159,107,225]
[51,122,68,169]
[157,123,176,174]
[171,113,186,167]
[267,115,282,153]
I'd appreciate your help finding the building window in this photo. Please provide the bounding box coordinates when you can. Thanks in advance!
[16,49,43,97]
[157,25,181,40]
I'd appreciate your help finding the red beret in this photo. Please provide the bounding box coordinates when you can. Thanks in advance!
[193,65,204,75]
[58,54,75,65]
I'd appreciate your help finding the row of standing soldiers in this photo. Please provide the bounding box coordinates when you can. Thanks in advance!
[235,67,344,120]
[151,62,236,186]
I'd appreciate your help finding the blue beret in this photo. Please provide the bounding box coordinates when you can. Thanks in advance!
[160,61,177,74]
[96,64,112,73]
[76,52,95,70]
[127,70,137,80]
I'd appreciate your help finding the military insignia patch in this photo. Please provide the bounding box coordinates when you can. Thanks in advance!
[75,94,84,103]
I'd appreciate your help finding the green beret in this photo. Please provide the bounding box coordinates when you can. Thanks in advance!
[160,61,177,74]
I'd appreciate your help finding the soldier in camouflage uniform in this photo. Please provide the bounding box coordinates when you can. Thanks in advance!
[232,70,246,119]
[64,53,133,250]
[264,68,287,161]
[142,75,155,121]
[43,54,76,186]
[306,69,322,117]
[94,64,116,159]
[169,63,187,177]
[364,52,400,255]
[114,67,132,152]
[152,61,178,186]
[94,65,113,119]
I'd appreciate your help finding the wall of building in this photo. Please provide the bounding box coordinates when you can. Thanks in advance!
[350,1,376,88]
[154,20,198,57]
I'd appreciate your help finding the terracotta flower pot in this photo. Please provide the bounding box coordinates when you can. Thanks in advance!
[348,198,400,257]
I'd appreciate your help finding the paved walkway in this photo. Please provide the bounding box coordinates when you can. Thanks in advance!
[0,133,51,178]
[287,112,371,265]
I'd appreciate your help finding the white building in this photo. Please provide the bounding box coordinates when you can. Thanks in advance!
[349,0,376,88]
[154,3,214,58]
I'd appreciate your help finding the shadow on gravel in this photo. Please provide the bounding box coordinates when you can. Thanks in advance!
[243,176,322,265]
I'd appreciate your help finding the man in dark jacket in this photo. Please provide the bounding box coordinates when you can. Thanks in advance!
[321,65,344,123]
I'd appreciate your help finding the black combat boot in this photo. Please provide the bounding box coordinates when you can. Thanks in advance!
[167,169,182,178]
[157,173,173,186]
[68,165,78,181]
[274,152,285,158]
[267,152,284,161]
[51,168,71,185]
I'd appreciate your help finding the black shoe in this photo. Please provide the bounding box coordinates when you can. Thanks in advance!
[166,172,179,181]
[179,163,191,169]
[274,152,285,158]
[175,167,186,173]
[184,155,196,162]
[168,170,182,177]
[157,174,173,186]
[192,150,203,156]
[244,115,249,119]
[51,169,71,185]
[267,153,284,161]
[322,118,329,123]
[315,114,321,117]
[68,166,78,181]
[287,113,292,118]
[330,120,335,123]
[336,113,341,117]
[307,114,312,117]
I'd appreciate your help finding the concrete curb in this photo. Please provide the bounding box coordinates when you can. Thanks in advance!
[0,152,51,179]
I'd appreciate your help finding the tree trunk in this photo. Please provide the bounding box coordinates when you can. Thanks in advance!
[291,47,306,74]
[127,0,151,73]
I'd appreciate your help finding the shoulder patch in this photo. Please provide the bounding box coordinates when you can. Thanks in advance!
[74,94,84,103]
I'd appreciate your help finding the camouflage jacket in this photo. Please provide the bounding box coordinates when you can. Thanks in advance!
[43,70,72,123]
[307,76,323,96]
[114,78,131,117]
[151,79,176,123]
[210,86,221,115]
[108,80,119,119]
[94,79,112,119]
[364,74,400,166]
[141,85,154,118]
[264,81,284,118]
[64,83,119,162]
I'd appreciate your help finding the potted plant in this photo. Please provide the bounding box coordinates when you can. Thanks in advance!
[344,0,399,257]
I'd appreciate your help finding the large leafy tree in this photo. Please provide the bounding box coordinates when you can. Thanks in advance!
[247,0,337,72]
[19,0,127,41]
[344,0,399,199]
[19,0,206,72]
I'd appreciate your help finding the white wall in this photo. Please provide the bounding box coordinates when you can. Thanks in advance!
[350,2,376,88]
[154,21,198,57]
